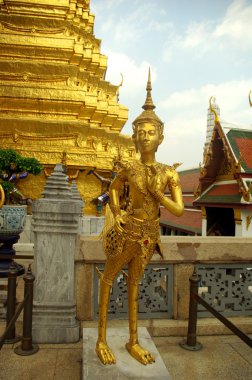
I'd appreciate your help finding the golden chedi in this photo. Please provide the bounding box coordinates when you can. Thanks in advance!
[0,0,136,214]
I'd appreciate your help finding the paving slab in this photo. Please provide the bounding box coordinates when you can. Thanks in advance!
[0,347,58,380]
[53,348,82,380]
[153,336,252,380]
[83,327,171,380]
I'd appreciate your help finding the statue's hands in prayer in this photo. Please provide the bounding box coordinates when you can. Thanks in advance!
[146,165,161,195]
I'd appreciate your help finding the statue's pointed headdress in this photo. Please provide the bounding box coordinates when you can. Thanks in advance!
[132,68,164,134]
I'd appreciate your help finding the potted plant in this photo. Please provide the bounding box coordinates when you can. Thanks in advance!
[0,149,42,276]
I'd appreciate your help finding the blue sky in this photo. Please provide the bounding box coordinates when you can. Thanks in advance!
[90,0,252,169]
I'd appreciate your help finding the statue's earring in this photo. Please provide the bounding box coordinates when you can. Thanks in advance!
[159,134,164,145]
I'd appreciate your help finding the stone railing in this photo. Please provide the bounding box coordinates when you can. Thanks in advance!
[75,236,252,323]
[13,232,252,334]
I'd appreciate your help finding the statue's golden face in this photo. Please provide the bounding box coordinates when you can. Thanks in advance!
[135,123,163,153]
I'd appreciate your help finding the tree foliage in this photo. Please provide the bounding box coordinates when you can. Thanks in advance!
[0,149,43,204]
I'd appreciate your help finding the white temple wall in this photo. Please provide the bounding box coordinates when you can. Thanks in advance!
[201,218,207,236]
[240,209,252,237]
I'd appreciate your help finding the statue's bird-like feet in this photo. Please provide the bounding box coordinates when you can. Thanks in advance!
[126,342,155,365]
[96,341,116,365]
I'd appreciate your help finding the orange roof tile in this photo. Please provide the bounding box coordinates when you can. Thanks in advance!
[235,137,252,170]
[160,207,202,234]
[179,169,200,192]
[166,168,199,193]
[194,183,242,205]
[226,129,252,172]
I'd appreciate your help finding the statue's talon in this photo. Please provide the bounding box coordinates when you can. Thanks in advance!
[126,342,155,365]
[96,342,116,365]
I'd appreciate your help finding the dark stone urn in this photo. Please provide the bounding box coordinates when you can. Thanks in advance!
[0,205,27,277]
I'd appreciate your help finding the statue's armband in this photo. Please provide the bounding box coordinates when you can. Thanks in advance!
[167,170,181,192]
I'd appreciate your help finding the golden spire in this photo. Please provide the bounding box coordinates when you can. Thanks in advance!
[142,67,156,111]
[132,68,163,132]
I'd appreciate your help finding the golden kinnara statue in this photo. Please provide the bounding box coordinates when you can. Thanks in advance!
[96,70,184,365]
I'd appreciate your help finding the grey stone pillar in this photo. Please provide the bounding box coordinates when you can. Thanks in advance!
[32,164,83,343]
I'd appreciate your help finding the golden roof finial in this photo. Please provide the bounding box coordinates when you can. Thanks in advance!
[249,90,252,107]
[116,73,123,101]
[209,96,219,123]
[142,67,156,111]
[132,68,163,132]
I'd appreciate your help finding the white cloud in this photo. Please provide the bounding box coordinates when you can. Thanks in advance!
[97,4,150,46]
[157,130,205,170]
[156,78,252,168]
[104,49,155,95]
[162,0,252,62]
[91,0,125,12]
[93,1,173,48]
[112,6,148,44]
[183,22,212,49]
[213,0,252,50]
[160,79,252,121]
[91,0,252,169]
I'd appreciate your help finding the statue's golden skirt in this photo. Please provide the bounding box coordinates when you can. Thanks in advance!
[103,215,161,285]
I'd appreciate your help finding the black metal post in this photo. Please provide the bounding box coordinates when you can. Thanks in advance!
[180,267,202,351]
[5,263,20,343]
[14,265,39,355]
[0,298,26,350]
[197,295,252,348]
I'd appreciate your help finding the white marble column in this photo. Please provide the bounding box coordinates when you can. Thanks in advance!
[32,164,83,343]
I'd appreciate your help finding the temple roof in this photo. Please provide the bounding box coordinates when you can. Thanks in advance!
[194,119,252,207]
[160,207,202,235]
[161,167,201,235]
[178,168,200,193]
[194,182,243,205]
[225,127,252,173]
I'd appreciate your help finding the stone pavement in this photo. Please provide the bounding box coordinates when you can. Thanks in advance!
[0,321,252,380]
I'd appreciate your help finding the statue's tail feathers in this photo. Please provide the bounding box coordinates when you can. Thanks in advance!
[98,204,115,247]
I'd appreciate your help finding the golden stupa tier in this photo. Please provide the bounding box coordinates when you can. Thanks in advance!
[0,0,136,214]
